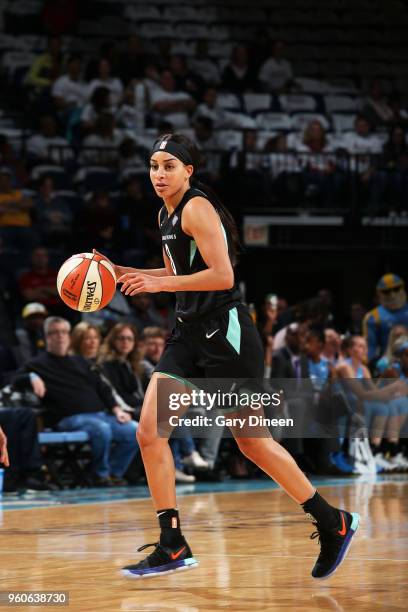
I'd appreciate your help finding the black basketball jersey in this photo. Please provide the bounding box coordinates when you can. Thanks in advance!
[159,187,241,321]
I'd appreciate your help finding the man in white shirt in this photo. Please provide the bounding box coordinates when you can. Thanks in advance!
[27,115,73,164]
[87,58,124,108]
[81,113,123,165]
[150,69,196,128]
[52,55,87,112]
[258,41,293,93]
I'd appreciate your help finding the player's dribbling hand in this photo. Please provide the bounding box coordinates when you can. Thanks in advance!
[113,407,132,423]
[0,426,9,467]
[92,249,121,280]
[118,272,163,295]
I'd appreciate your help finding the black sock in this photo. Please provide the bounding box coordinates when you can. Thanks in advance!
[157,508,184,548]
[385,441,399,457]
[302,491,340,530]
[370,442,380,455]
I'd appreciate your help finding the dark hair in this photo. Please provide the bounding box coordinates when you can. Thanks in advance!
[152,132,241,265]
[307,325,326,345]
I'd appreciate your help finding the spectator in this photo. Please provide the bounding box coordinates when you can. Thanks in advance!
[117,35,147,85]
[127,293,165,333]
[345,302,367,336]
[140,326,166,377]
[98,323,147,416]
[221,44,257,93]
[0,135,28,186]
[304,326,330,392]
[80,86,112,134]
[87,58,124,108]
[27,115,73,164]
[14,302,48,364]
[0,168,35,250]
[193,117,221,179]
[78,191,119,253]
[118,138,145,176]
[25,35,63,92]
[195,86,255,129]
[80,113,123,165]
[0,408,52,492]
[150,69,196,128]
[116,85,140,131]
[70,321,101,363]
[17,246,59,312]
[119,177,159,250]
[383,125,408,212]
[362,81,394,128]
[13,316,139,486]
[52,54,87,114]
[341,115,386,213]
[34,175,73,247]
[169,54,205,100]
[375,325,408,375]
[258,40,293,93]
[322,329,341,366]
[259,293,279,340]
[189,40,220,85]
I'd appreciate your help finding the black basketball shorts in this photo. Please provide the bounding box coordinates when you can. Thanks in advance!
[155,302,264,381]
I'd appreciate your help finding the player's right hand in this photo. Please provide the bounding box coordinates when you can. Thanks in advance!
[31,375,47,398]
[92,249,121,280]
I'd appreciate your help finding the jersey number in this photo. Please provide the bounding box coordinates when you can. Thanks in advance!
[164,243,177,275]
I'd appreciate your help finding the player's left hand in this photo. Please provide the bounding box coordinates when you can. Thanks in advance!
[118,272,164,295]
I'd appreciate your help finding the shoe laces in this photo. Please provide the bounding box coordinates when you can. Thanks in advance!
[310,522,336,563]
[137,542,158,553]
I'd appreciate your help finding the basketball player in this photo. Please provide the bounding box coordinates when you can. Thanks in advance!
[98,134,361,580]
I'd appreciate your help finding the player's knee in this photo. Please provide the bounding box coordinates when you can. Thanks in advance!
[235,437,265,459]
[136,425,160,448]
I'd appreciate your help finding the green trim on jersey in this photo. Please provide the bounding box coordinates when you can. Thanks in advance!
[220,223,228,248]
[189,240,197,266]
[155,371,201,392]
[226,306,241,354]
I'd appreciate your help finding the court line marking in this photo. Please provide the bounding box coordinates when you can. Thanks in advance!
[0,551,406,562]
[1,476,406,512]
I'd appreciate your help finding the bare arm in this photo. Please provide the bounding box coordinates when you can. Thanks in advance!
[336,363,407,401]
[119,197,234,295]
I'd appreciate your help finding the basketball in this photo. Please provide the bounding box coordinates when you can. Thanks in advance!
[57,252,116,312]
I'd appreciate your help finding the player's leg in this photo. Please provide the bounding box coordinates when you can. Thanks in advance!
[229,414,359,579]
[121,372,199,578]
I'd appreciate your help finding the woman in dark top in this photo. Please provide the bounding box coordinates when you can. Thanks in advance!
[98,322,146,414]
[221,44,257,93]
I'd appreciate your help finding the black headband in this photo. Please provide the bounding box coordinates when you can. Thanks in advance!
[150,139,194,167]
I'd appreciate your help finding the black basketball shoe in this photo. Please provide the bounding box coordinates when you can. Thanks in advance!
[310,510,360,579]
[121,538,199,579]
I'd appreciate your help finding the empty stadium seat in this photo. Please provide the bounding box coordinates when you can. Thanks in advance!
[31,165,73,190]
[256,112,292,131]
[243,93,272,115]
[324,95,361,113]
[74,166,119,192]
[291,113,331,131]
[332,113,357,132]
[279,95,318,113]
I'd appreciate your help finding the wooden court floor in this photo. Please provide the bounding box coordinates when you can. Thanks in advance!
[0,479,407,612]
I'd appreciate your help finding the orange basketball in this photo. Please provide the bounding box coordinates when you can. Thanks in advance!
[57,252,116,312]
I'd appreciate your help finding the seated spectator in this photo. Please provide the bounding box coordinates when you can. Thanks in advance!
[189,40,220,85]
[27,115,73,164]
[13,316,139,486]
[0,134,28,187]
[70,321,101,363]
[127,293,166,333]
[336,335,408,472]
[14,302,48,365]
[151,291,175,333]
[362,80,394,128]
[322,329,341,366]
[195,86,254,129]
[341,115,386,213]
[169,54,205,100]
[98,323,147,415]
[87,58,124,108]
[345,302,367,336]
[117,35,147,85]
[296,121,343,206]
[80,113,123,165]
[258,40,294,93]
[118,138,145,176]
[119,176,159,250]
[52,54,87,115]
[221,44,257,93]
[150,69,196,128]
[34,175,73,247]
[25,35,63,93]
[383,125,408,212]
[140,326,167,378]
[80,86,112,134]
[17,246,59,313]
[116,85,139,131]
[0,407,53,492]
[375,325,408,375]
[78,190,119,253]
[0,168,36,250]
[193,117,221,180]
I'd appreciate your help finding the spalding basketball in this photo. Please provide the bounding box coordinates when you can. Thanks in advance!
[57,253,116,312]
